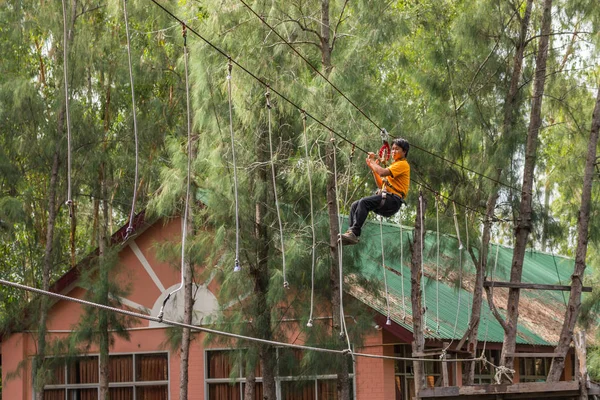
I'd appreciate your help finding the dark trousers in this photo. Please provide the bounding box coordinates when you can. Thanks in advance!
[348,194,403,236]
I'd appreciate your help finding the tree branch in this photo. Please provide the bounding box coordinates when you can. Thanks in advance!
[330,0,349,52]
[484,286,509,332]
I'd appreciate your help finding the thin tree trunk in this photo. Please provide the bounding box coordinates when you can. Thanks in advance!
[477,0,533,341]
[501,0,553,376]
[411,191,427,398]
[547,85,600,382]
[34,144,60,400]
[179,206,193,400]
[319,0,350,397]
[98,163,110,400]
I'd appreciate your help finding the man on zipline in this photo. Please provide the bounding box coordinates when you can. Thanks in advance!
[341,138,410,245]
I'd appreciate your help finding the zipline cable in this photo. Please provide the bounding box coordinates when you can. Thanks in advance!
[147,0,367,154]
[158,24,191,321]
[227,59,242,272]
[123,0,140,239]
[0,277,490,363]
[62,0,73,219]
[301,112,317,327]
[266,88,288,288]
[236,0,523,194]
[147,0,514,223]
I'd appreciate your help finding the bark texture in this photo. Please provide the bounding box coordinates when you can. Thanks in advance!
[547,86,600,382]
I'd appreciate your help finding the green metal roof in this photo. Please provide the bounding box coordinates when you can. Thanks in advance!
[344,216,578,346]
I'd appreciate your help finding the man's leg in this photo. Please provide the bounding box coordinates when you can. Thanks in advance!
[349,194,382,237]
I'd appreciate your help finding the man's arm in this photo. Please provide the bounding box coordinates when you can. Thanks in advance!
[366,153,391,188]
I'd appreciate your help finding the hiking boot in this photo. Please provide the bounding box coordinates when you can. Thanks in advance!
[340,230,359,246]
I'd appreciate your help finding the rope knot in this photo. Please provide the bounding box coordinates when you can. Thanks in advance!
[342,348,352,356]
[494,365,515,385]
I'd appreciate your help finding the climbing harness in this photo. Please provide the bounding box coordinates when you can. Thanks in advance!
[226,59,242,272]
[157,24,192,321]
[123,0,140,240]
[265,87,288,288]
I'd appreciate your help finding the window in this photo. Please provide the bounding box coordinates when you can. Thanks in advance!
[394,345,441,400]
[469,349,499,384]
[519,356,552,382]
[42,353,169,400]
[205,349,354,400]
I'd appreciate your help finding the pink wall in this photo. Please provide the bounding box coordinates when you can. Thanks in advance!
[355,330,397,400]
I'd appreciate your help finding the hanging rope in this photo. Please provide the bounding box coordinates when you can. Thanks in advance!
[227,59,241,272]
[482,240,501,355]
[61,0,73,219]
[123,0,140,239]
[465,212,471,324]
[302,111,317,327]
[399,208,406,322]
[157,24,192,322]
[419,192,428,329]
[379,218,392,325]
[266,87,288,288]
[451,202,463,339]
[435,195,440,334]
[331,133,352,351]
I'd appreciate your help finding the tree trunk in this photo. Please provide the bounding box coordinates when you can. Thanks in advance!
[179,43,195,400]
[478,0,532,343]
[34,144,60,400]
[179,209,193,400]
[98,163,110,400]
[546,85,600,382]
[411,191,427,397]
[319,0,351,398]
[501,0,553,376]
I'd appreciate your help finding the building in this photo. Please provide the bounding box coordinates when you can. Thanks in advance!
[1,213,585,399]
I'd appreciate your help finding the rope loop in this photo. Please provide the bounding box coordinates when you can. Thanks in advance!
[182,23,187,45]
[227,57,232,79]
[265,85,272,109]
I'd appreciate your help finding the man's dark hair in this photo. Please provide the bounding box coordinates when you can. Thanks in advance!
[393,138,409,157]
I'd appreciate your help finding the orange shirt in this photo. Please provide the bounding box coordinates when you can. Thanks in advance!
[383,158,410,198]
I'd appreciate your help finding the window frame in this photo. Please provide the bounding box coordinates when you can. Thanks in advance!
[205,347,356,400]
[38,351,170,400]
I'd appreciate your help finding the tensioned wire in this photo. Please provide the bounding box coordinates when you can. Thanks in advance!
[265,87,288,288]
[435,195,440,334]
[399,209,406,321]
[158,25,192,321]
[146,0,513,224]
[0,278,491,364]
[236,0,522,195]
[61,0,73,218]
[123,0,140,238]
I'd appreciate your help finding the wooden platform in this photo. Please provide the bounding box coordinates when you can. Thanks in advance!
[420,381,582,399]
